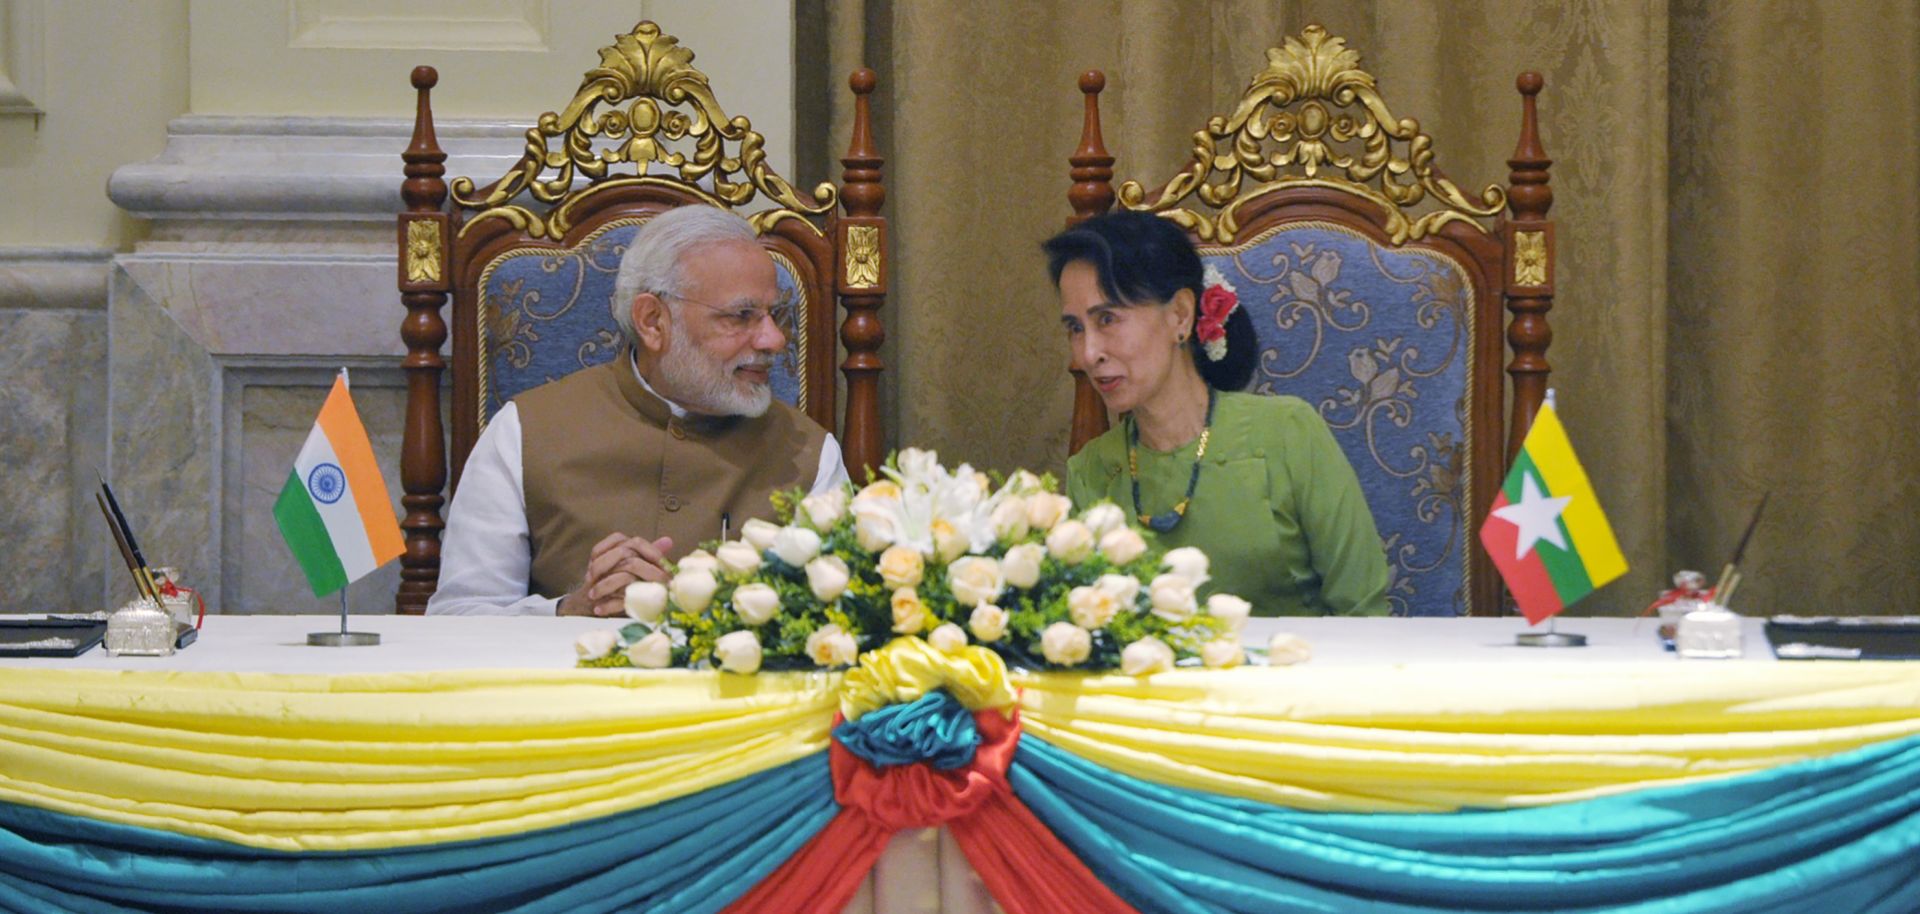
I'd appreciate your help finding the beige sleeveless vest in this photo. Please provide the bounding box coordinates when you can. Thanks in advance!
[513,352,829,598]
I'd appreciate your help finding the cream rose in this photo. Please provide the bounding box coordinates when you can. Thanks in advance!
[575,629,618,660]
[968,603,1009,643]
[770,525,823,567]
[1099,527,1149,566]
[1046,520,1096,565]
[1162,546,1211,586]
[990,496,1030,543]
[891,587,930,634]
[1120,636,1175,676]
[1000,543,1046,590]
[1002,469,1043,496]
[669,568,719,614]
[1081,502,1127,539]
[798,489,849,530]
[623,580,669,623]
[927,623,969,654]
[1067,585,1121,630]
[931,518,969,563]
[714,630,763,674]
[731,582,781,625]
[805,624,859,667]
[1094,573,1141,608]
[806,555,851,602]
[1267,633,1313,666]
[878,544,925,590]
[1040,622,1092,666]
[715,541,762,576]
[947,555,1006,608]
[856,479,902,503]
[1200,638,1244,669]
[740,517,782,552]
[1148,573,1198,622]
[851,499,899,552]
[1206,593,1253,632]
[1026,492,1072,531]
[676,550,719,574]
[624,631,674,669]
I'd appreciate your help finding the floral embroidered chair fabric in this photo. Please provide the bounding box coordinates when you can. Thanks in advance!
[1065,26,1559,616]
[394,21,889,613]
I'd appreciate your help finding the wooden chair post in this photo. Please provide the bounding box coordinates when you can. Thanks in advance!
[396,66,451,615]
[1066,70,1116,455]
[837,68,887,480]
[1503,72,1554,465]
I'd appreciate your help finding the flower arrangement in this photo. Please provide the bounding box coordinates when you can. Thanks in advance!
[576,449,1254,674]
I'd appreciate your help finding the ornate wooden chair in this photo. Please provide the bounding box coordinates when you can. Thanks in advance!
[394,22,888,613]
[1065,25,1555,617]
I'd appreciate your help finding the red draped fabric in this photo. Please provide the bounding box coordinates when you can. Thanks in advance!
[720,708,1136,914]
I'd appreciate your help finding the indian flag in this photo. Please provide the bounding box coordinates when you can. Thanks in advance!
[1479,399,1628,623]
[273,372,405,598]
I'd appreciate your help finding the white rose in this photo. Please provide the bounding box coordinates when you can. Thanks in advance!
[1067,585,1121,630]
[624,630,674,669]
[1120,636,1175,676]
[1026,492,1072,531]
[1148,573,1198,622]
[897,447,939,480]
[891,587,929,634]
[740,517,782,552]
[1094,573,1141,608]
[805,624,859,667]
[990,496,1030,543]
[731,582,781,625]
[770,525,823,567]
[1200,638,1244,669]
[1002,469,1043,496]
[623,580,669,623]
[677,550,719,574]
[1000,543,1046,590]
[851,499,898,552]
[878,545,925,590]
[575,629,618,660]
[715,541,763,576]
[1099,527,1149,566]
[927,623,969,654]
[1162,547,1211,586]
[1206,593,1253,632]
[856,479,902,503]
[931,518,969,563]
[1040,622,1092,666]
[798,489,848,530]
[1046,520,1096,565]
[1267,633,1313,666]
[968,603,1009,643]
[669,568,719,614]
[805,555,850,602]
[1081,502,1127,538]
[714,630,763,674]
[947,556,1006,608]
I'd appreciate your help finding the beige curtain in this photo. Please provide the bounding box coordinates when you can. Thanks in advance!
[803,0,1919,615]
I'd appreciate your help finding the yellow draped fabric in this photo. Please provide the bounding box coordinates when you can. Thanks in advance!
[1015,662,1920,812]
[838,636,1015,721]
[8,662,1920,850]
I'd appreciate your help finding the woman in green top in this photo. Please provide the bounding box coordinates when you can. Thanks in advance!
[1043,212,1390,616]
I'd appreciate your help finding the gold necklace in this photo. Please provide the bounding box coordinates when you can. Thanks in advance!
[1127,389,1215,533]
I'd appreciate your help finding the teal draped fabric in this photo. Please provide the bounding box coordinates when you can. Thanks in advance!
[0,755,835,914]
[1011,734,1920,913]
[834,690,980,770]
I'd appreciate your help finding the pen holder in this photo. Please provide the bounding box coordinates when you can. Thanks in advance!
[104,597,176,656]
[1676,602,1743,659]
[151,566,196,627]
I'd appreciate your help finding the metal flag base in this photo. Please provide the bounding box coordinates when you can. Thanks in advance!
[1516,617,1587,648]
[309,588,381,647]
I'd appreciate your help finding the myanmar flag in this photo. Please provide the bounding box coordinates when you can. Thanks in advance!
[273,372,405,598]
[1479,401,1627,623]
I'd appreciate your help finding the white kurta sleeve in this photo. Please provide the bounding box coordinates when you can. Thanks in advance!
[813,434,851,495]
[425,403,562,616]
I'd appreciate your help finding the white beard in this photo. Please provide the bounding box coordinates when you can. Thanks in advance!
[655,315,774,418]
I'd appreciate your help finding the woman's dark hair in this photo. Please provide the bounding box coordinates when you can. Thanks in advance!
[1042,210,1256,391]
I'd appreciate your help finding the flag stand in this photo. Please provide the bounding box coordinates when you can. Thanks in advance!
[1516,616,1586,648]
[308,586,381,647]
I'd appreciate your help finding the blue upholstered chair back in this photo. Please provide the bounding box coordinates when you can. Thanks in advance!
[474,217,811,424]
[1201,221,1476,616]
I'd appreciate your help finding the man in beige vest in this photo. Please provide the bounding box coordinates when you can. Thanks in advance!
[428,207,848,616]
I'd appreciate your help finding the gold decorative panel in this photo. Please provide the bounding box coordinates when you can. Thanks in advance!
[1514,231,1547,286]
[404,219,443,283]
[845,225,881,289]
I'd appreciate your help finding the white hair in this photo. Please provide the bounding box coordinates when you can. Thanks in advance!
[610,206,759,346]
